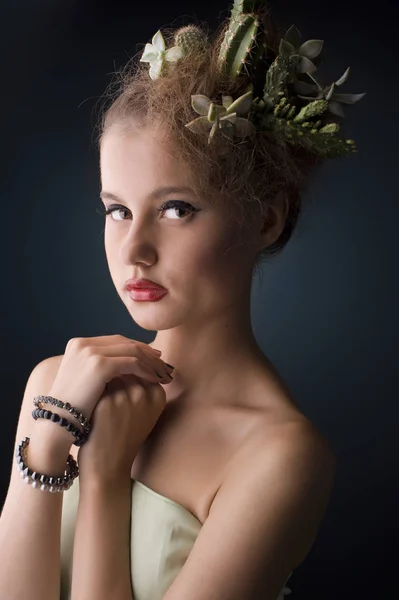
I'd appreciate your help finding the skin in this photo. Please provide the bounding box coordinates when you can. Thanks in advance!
[99,122,291,412]
[63,126,333,600]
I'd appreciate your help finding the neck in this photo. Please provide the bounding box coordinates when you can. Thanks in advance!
[150,290,265,407]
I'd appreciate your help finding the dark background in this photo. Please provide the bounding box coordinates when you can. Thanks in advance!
[1,1,397,598]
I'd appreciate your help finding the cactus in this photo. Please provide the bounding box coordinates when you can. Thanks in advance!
[139,3,366,155]
[261,54,301,112]
[173,25,210,56]
[217,0,268,78]
[247,22,366,156]
[252,95,357,158]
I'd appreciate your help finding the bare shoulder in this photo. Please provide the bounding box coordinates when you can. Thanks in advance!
[241,355,337,465]
[269,418,337,473]
[25,354,64,392]
[214,364,338,541]
[36,353,64,376]
[231,414,337,480]
[48,354,63,370]
[37,354,64,389]
[211,419,337,572]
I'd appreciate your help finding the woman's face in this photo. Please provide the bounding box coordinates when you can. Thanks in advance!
[99,125,259,332]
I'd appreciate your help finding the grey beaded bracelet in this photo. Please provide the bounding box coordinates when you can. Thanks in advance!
[33,395,92,436]
[32,395,92,446]
[15,436,79,493]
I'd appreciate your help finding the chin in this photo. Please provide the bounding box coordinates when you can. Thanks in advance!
[127,307,184,332]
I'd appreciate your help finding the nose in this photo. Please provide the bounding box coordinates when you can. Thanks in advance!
[118,219,158,267]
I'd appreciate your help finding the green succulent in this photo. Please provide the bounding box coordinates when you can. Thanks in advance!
[279,24,324,76]
[260,24,324,111]
[185,89,256,144]
[293,66,366,118]
[281,25,366,118]
[139,3,366,156]
[248,22,366,156]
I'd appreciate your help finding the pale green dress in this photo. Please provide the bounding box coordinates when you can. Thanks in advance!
[59,476,293,599]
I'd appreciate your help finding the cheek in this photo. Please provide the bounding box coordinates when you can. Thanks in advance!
[104,236,114,267]
[104,232,121,279]
[104,225,125,260]
[187,228,249,285]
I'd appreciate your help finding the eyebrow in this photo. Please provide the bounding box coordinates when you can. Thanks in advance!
[99,186,196,203]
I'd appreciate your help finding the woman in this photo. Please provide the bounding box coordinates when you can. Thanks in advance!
[1,1,365,599]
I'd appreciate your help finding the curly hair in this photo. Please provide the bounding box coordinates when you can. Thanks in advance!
[94,6,327,274]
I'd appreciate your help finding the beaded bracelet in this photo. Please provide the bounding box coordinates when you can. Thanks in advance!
[15,436,79,493]
[31,405,88,446]
[33,395,92,436]
[33,395,92,446]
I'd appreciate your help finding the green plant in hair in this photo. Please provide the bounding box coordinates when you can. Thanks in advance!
[139,0,366,158]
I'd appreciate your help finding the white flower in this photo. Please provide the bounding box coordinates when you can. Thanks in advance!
[139,30,184,80]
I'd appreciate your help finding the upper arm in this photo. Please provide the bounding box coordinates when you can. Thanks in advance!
[163,423,337,600]
[1,355,63,514]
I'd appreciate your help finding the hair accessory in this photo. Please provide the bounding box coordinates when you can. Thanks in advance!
[32,395,92,446]
[31,405,88,446]
[33,395,92,437]
[139,29,184,80]
[139,0,366,157]
[185,89,256,144]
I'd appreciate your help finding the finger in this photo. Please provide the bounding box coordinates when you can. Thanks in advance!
[93,343,171,381]
[118,373,154,389]
[139,343,163,357]
[68,334,162,357]
[104,376,125,394]
[103,355,172,384]
[122,338,163,357]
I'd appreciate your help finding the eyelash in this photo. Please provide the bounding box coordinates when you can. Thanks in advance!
[97,200,200,221]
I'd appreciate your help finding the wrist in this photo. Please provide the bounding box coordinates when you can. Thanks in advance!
[26,426,73,477]
[79,478,133,501]
[79,469,134,497]
[30,418,74,453]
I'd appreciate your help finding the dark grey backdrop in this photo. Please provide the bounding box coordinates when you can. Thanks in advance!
[1,1,397,598]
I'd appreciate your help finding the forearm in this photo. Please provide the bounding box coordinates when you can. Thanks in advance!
[0,420,73,600]
[70,478,134,600]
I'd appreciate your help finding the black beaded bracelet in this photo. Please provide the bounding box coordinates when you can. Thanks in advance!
[33,395,92,446]
[33,395,92,437]
[31,406,89,447]
[15,436,79,493]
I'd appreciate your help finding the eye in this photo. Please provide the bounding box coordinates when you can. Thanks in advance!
[98,200,200,221]
[100,205,131,221]
[157,200,199,220]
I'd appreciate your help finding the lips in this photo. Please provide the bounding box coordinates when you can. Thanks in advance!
[125,278,166,291]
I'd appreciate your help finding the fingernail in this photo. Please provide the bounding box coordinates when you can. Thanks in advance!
[164,362,175,371]
[152,348,162,354]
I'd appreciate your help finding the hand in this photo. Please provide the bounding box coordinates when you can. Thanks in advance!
[76,374,167,487]
[47,334,173,425]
